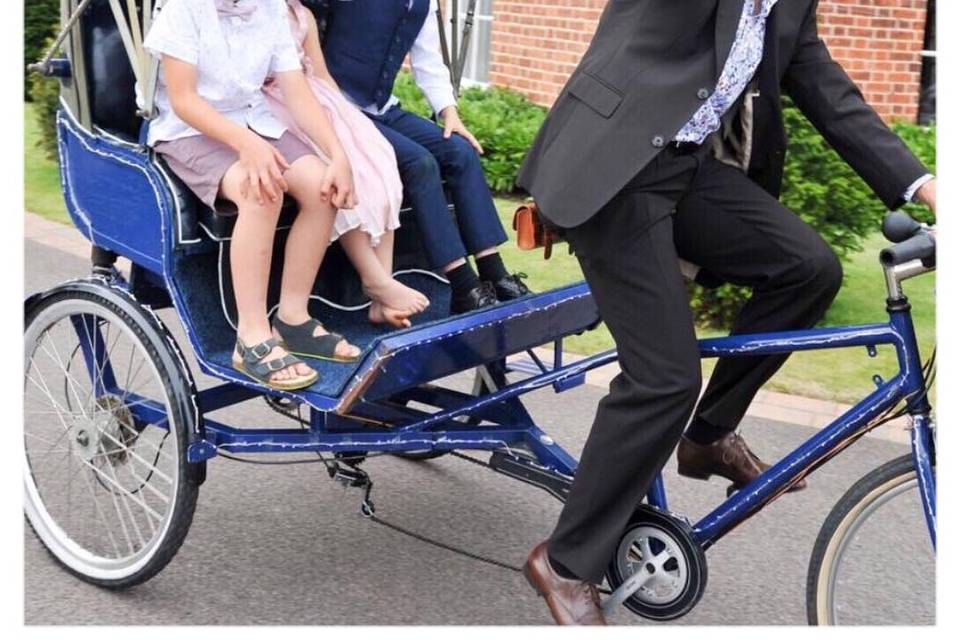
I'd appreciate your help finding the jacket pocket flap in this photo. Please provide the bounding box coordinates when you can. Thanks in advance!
[567,72,623,118]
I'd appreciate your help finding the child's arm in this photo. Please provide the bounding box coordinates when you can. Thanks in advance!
[274,70,357,209]
[300,10,342,92]
[163,56,289,205]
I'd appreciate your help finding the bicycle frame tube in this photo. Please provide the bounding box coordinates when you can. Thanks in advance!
[911,413,936,548]
[690,309,929,548]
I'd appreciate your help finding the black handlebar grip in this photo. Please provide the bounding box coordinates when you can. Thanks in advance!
[882,211,922,243]
[879,233,936,267]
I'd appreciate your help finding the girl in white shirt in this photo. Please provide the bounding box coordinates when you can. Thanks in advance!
[144,0,361,390]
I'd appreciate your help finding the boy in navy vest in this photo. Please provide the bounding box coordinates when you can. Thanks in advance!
[312,0,529,313]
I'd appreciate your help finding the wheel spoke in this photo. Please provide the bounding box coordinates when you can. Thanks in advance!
[77,462,123,558]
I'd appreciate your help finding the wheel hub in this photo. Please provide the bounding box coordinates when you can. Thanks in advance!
[620,525,688,604]
[70,396,138,464]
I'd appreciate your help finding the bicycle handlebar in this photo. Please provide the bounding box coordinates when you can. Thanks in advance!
[879,212,936,268]
[880,232,936,267]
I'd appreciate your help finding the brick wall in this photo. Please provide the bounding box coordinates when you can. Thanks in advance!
[487,0,929,122]
[817,0,927,121]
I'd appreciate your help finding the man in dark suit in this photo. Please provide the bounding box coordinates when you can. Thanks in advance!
[517,0,936,625]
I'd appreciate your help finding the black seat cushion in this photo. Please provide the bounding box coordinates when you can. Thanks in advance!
[83,0,141,141]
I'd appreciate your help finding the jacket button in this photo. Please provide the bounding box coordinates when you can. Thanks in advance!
[697,88,710,100]
[651,135,665,148]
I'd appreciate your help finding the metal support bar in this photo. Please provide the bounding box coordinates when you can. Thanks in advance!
[453,0,479,92]
[28,0,95,74]
[196,383,263,413]
[397,349,618,433]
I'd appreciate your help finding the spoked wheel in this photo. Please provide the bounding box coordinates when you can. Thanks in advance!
[806,454,935,625]
[605,505,708,621]
[24,281,200,589]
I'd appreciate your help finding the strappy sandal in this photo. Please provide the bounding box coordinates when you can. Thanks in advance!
[232,336,318,391]
[273,317,361,364]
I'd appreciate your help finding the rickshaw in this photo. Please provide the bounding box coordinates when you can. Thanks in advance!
[25,0,936,625]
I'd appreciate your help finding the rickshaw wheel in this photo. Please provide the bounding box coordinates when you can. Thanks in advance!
[605,505,708,621]
[24,281,200,589]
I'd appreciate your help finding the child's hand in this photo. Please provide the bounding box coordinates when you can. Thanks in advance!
[321,154,358,210]
[237,133,289,205]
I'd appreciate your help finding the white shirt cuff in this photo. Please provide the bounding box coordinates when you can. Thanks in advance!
[427,90,458,118]
[903,174,934,204]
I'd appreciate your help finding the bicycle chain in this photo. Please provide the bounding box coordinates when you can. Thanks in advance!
[260,398,606,588]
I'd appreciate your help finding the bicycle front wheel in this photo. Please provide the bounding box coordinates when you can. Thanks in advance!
[806,454,935,625]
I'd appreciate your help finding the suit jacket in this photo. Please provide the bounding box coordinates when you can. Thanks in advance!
[516,0,930,229]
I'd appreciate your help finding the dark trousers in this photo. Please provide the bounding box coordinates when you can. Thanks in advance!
[549,145,842,582]
[367,105,508,270]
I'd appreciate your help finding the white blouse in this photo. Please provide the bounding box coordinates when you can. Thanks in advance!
[141,0,302,146]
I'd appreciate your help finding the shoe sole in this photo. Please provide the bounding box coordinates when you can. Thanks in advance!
[231,363,318,391]
[676,464,712,480]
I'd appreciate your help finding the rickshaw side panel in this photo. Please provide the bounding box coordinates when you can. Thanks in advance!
[57,109,168,275]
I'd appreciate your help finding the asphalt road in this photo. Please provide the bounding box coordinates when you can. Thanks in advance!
[23,238,935,625]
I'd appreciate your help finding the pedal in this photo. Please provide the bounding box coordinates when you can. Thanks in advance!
[330,465,367,488]
[489,450,572,501]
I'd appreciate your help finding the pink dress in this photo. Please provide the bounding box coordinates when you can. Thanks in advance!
[263,0,403,246]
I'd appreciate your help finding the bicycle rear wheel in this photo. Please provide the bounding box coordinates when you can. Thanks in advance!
[24,282,200,588]
[806,454,935,625]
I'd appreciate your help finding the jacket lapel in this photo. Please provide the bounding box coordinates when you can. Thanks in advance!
[715,0,743,78]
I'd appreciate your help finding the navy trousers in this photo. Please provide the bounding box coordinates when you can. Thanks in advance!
[367,105,508,270]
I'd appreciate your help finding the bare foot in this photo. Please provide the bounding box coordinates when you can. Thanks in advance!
[363,278,429,315]
[368,301,413,329]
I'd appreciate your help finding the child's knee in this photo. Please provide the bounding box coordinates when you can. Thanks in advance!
[285,157,333,208]
[236,194,283,218]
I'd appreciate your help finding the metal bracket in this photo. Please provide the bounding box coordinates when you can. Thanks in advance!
[602,569,650,617]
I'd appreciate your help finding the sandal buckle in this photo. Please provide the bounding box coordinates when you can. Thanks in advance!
[266,359,287,372]
[249,341,273,360]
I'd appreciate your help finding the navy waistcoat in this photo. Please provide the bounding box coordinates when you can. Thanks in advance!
[320,0,432,110]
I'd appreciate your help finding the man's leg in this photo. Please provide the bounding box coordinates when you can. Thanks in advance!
[381,109,527,300]
[547,183,702,584]
[369,112,496,313]
[673,157,842,484]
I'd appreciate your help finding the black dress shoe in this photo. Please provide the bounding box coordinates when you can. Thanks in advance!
[450,282,498,314]
[492,273,531,301]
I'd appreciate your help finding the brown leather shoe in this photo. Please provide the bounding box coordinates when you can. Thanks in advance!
[522,542,607,625]
[677,432,808,494]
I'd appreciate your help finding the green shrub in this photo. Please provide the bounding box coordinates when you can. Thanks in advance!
[24,0,60,101]
[393,72,547,192]
[30,37,62,161]
[689,100,936,328]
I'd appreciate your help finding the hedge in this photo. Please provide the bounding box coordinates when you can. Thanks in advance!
[394,73,935,327]
[392,72,547,192]
[690,102,935,327]
[24,0,60,101]
[34,69,935,328]
[31,37,62,161]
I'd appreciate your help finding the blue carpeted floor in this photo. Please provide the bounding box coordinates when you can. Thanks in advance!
[191,269,452,398]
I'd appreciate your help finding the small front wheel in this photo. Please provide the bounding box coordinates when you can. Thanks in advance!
[806,454,935,625]
[24,282,200,589]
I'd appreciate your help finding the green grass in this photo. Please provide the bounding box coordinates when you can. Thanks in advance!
[495,198,935,404]
[23,101,933,403]
[24,103,69,224]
